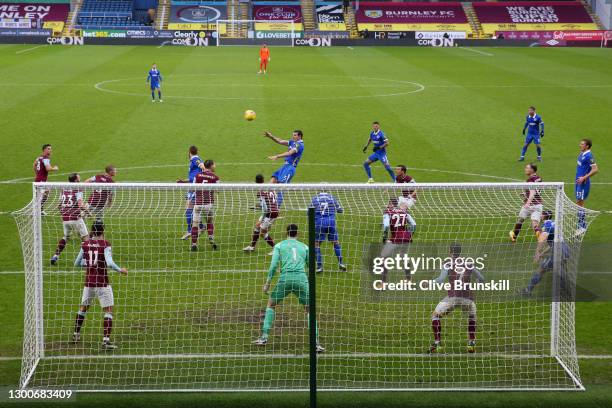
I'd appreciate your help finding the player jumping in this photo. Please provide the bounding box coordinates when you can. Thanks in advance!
[34,143,59,215]
[85,165,116,222]
[521,210,569,296]
[518,106,544,162]
[258,44,270,74]
[51,173,90,265]
[311,190,346,273]
[429,243,485,354]
[362,121,395,183]
[72,221,128,350]
[147,63,163,102]
[253,224,324,353]
[244,174,278,254]
[190,160,219,251]
[509,163,543,242]
[179,146,206,240]
[264,130,304,184]
[575,138,598,236]
[380,197,416,282]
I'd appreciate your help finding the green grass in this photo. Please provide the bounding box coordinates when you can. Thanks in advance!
[0,45,611,406]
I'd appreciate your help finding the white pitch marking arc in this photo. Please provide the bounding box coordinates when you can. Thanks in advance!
[94,73,426,101]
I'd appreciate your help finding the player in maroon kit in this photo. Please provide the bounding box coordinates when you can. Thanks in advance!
[72,222,128,350]
[379,197,417,282]
[509,163,543,242]
[429,243,485,354]
[394,164,417,205]
[33,144,59,215]
[191,160,219,251]
[50,173,90,265]
[85,165,116,222]
[244,174,278,254]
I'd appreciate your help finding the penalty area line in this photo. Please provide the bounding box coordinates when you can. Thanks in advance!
[15,45,46,55]
[458,47,494,57]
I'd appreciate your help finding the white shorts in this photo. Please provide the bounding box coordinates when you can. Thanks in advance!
[193,204,214,224]
[434,296,476,317]
[81,286,114,308]
[380,242,409,259]
[63,219,88,239]
[518,204,543,222]
[88,205,105,220]
[258,214,277,230]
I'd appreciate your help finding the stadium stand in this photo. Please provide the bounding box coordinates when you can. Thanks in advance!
[77,0,158,29]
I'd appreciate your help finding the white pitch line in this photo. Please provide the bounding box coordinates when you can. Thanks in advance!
[15,45,46,55]
[459,47,494,57]
[0,353,611,361]
[0,162,519,185]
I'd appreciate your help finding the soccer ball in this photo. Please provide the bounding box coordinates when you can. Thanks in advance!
[244,110,256,121]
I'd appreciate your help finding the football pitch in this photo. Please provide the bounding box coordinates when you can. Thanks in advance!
[0,45,611,407]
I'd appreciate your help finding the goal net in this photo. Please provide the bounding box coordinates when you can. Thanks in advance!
[216,19,297,46]
[14,182,595,391]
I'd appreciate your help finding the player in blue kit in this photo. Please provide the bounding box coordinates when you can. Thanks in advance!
[362,121,395,183]
[311,191,346,273]
[575,138,599,235]
[147,63,163,103]
[264,130,304,184]
[177,146,206,240]
[521,210,569,296]
[519,106,544,162]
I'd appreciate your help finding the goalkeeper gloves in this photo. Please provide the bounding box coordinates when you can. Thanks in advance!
[362,146,368,153]
[522,129,526,135]
[540,131,544,138]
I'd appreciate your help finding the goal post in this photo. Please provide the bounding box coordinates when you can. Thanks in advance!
[216,19,297,46]
[14,181,596,391]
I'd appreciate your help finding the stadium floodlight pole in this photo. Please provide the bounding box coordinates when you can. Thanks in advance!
[308,207,317,408]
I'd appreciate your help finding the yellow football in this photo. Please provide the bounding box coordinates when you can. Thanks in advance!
[244,110,256,121]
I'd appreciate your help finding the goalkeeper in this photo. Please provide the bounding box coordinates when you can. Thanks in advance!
[253,224,324,353]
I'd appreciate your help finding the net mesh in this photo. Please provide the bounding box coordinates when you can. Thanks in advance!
[13,182,594,391]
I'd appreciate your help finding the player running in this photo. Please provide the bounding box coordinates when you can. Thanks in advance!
[72,221,128,350]
[362,121,395,183]
[147,63,163,102]
[190,160,219,251]
[509,163,543,242]
[518,106,544,162]
[521,210,569,296]
[264,129,304,184]
[179,146,206,240]
[34,143,59,215]
[253,224,324,352]
[394,164,417,204]
[429,243,485,354]
[380,197,416,282]
[575,138,598,235]
[311,191,346,272]
[244,174,278,253]
[84,165,116,222]
[258,44,270,74]
[51,173,90,265]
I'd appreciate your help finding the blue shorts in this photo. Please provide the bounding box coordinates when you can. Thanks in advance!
[575,181,590,201]
[150,83,161,90]
[272,164,296,184]
[315,218,338,242]
[367,150,390,165]
[525,134,541,145]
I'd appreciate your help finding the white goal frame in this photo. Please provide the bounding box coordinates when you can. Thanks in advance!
[15,181,591,392]
[216,19,297,46]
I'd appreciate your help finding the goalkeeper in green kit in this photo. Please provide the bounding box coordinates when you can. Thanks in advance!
[253,224,325,353]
